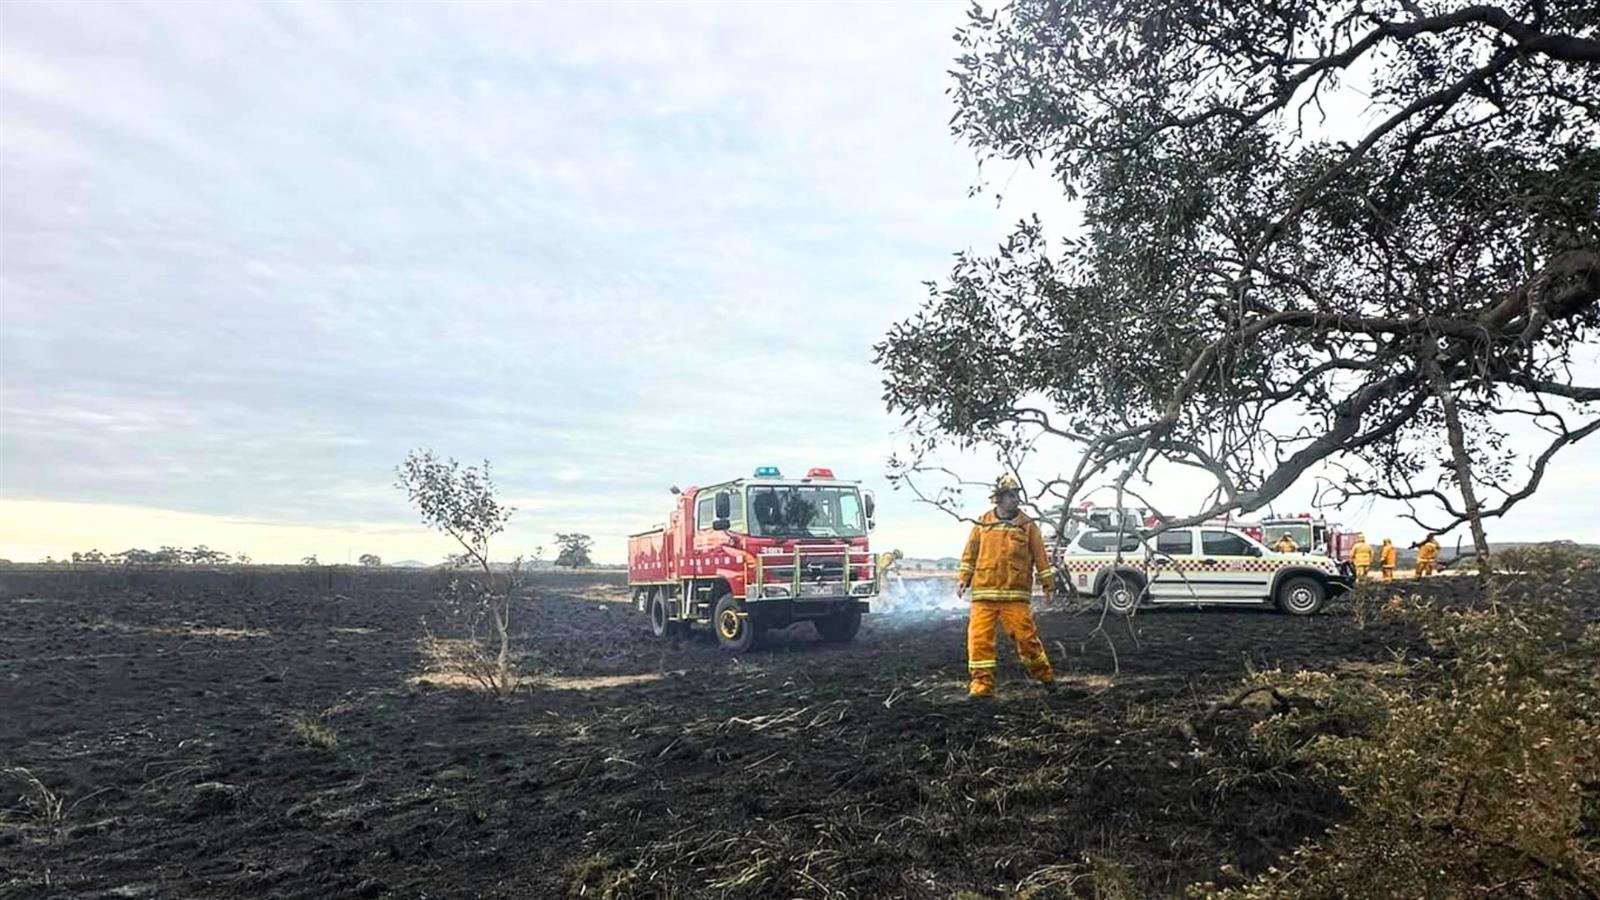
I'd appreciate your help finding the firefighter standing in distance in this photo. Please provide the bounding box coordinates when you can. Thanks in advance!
[1274,532,1299,553]
[957,474,1056,698]
[1380,538,1398,582]
[1350,534,1373,582]
[1415,536,1440,578]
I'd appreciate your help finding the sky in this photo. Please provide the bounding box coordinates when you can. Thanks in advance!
[1,1,1595,565]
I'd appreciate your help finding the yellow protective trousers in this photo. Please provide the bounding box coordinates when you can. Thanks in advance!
[967,600,1053,695]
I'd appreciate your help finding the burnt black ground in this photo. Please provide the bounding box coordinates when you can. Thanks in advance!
[0,567,1449,899]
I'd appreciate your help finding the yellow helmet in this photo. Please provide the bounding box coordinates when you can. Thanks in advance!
[991,473,1023,499]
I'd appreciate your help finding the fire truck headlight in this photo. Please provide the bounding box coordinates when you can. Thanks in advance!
[761,585,792,598]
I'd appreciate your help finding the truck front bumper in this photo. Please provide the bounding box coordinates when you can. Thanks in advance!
[745,581,872,621]
[1326,562,1357,597]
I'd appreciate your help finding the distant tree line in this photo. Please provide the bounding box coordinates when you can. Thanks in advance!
[69,545,243,565]
[52,548,407,567]
[53,536,600,568]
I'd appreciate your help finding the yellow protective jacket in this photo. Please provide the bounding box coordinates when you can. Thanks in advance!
[1381,543,1397,567]
[958,510,1054,602]
[1417,540,1439,564]
[1351,542,1373,568]
[1274,536,1298,553]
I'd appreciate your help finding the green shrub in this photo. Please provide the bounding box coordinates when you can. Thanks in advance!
[1198,551,1600,898]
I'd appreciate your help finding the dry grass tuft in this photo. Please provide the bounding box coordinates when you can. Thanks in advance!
[417,634,522,695]
[1,767,63,830]
[290,718,339,750]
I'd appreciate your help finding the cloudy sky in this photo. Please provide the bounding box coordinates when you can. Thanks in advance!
[2,1,1595,564]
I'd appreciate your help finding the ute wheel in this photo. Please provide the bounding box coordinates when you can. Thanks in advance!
[649,590,684,638]
[813,606,862,643]
[1276,576,1326,616]
[1102,572,1144,616]
[713,594,759,653]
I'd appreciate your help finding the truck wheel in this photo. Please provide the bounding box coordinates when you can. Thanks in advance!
[813,606,862,643]
[1276,576,1325,615]
[713,594,759,652]
[1102,572,1144,615]
[649,590,684,638]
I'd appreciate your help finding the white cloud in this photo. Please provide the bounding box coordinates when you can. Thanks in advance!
[2,1,1593,564]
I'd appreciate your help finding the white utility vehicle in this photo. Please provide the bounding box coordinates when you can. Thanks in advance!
[1057,525,1355,615]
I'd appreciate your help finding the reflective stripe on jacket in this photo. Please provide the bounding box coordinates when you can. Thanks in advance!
[958,510,1054,601]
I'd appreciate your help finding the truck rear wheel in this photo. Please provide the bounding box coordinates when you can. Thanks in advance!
[649,589,685,639]
[713,594,759,652]
[1102,571,1144,616]
[813,606,862,643]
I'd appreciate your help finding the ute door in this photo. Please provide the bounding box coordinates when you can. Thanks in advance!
[1148,529,1199,601]
[1200,529,1270,602]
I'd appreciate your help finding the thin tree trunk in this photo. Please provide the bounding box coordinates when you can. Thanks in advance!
[495,600,512,695]
[1424,349,1492,573]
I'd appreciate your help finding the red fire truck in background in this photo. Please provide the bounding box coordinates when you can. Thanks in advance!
[1259,513,1359,561]
[1068,504,1265,543]
[1067,505,1357,560]
[627,466,878,652]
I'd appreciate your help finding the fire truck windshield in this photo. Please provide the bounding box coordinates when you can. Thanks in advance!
[747,485,866,538]
[1270,522,1314,548]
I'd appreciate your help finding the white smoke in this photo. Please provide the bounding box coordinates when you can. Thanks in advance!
[874,575,966,620]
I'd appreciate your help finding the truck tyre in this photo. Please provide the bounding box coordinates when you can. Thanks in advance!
[1102,571,1144,616]
[813,606,862,643]
[1276,576,1325,616]
[713,594,759,653]
[649,590,684,639]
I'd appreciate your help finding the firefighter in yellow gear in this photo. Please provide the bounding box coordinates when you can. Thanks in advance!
[1380,538,1397,582]
[1349,535,1373,582]
[1414,536,1439,578]
[957,474,1055,697]
[1273,533,1298,553]
[875,548,903,592]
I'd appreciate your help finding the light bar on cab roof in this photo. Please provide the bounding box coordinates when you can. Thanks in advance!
[753,466,782,478]
[806,467,835,479]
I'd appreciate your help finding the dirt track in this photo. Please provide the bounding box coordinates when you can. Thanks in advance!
[0,568,1442,898]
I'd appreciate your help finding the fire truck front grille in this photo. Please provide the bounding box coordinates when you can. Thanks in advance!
[798,556,845,581]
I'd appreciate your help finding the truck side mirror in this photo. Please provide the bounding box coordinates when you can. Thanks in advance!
[714,491,731,519]
[863,492,876,519]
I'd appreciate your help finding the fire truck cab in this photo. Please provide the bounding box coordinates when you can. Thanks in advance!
[1260,513,1357,561]
[627,466,878,652]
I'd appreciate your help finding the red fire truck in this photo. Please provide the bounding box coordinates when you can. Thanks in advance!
[1259,513,1359,560]
[1069,504,1265,543]
[627,466,878,652]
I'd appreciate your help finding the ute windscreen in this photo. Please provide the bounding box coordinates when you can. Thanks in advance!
[747,486,866,538]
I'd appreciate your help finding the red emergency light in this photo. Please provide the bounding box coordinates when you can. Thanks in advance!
[805,467,835,479]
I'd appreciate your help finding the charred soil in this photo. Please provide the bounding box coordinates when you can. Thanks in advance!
[1,567,1481,899]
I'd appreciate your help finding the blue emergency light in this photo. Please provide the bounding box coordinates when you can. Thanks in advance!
[753,466,782,478]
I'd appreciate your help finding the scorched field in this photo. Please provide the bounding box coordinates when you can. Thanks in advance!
[0,566,1544,898]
